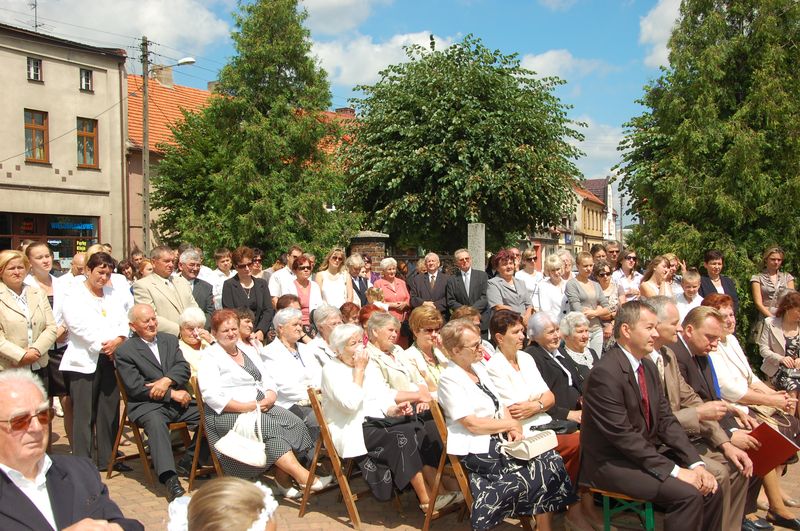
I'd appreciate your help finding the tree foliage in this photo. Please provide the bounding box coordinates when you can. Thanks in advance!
[151,0,359,259]
[340,35,584,251]
[617,0,800,339]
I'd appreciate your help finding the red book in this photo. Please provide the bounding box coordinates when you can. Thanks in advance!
[746,422,800,477]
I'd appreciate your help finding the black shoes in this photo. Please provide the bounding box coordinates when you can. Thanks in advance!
[164,476,186,502]
[97,462,133,473]
[767,512,800,530]
[743,517,774,531]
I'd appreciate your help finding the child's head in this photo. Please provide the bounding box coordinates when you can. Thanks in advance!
[681,269,701,300]
[366,287,384,303]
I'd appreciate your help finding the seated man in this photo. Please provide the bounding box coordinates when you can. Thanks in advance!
[115,304,201,501]
[580,300,724,531]
[0,369,142,530]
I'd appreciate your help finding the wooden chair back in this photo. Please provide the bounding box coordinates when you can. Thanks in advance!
[188,376,224,490]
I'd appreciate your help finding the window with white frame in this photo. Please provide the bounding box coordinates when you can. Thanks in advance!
[80,69,93,91]
[27,57,42,81]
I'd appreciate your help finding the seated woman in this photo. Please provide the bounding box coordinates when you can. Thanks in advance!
[757,290,800,418]
[450,305,496,359]
[235,308,265,357]
[261,308,323,440]
[438,318,576,531]
[404,305,448,393]
[197,310,327,499]
[306,304,344,366]
[321,323,458,511]
[177,307,213,377]
[558,311,599,382]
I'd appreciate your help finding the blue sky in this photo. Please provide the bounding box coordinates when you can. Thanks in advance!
[1,0,680,186]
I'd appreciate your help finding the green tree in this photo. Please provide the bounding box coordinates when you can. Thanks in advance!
[152,0,359,260]
[617,0,800,340]
[340,35,584,251]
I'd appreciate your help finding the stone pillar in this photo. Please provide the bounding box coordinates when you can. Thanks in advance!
[468,223,486,269]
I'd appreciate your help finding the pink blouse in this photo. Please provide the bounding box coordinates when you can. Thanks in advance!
[373,277,410,322]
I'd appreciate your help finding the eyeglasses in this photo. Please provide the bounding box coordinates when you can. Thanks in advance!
[524,257,537,262]
[252,258,262,264]
[297,266,312,271]
[624,256,637,261]
[331,256,343,262]
[460,341,483,355]
[596,272,611,278]
[236,262,253,269]
[0,405,54,432]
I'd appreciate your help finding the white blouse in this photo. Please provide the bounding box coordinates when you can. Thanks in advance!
[261,338,322,409]
[710,334,761,413]
[438,362,505,456]
[485,350,553,430]
[321,357,397,458]
[535,280,566,324]
[198,342,277,414]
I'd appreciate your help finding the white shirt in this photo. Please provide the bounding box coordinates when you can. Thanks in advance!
[710,335,760,413]
[0,455,56,530]
[261,339,322,409]
[144,338,160,365]
[306,336,337,366]
[535,280,566,324]
[675,292,703,322]
[197,342,277,414]
[209,268,235,310]
[268,268,296,299]
[515,269,543,306]
[485,350,552,430]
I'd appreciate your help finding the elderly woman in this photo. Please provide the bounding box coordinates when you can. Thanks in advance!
[261,308,323,440]
[198,310,327,498]
[60,252,128,470]
[315,248,353,309]
[524,313,584,426]
[639,255,673,299]
[611,248,642,301]
[177,307,213,377]
[757,290,800,416]
[487,249,533,327]
[535,254,567,325]
[235,308,265,358]
[222,246,274,344]
[321,323,458,510]
[699,250,740,314]
[565,252,610,356]
[451,305,496,359]
[438,318,576,531]
[373,257,411,346]
[306,303,344,366]
[559,312,599,382]
[404,305,447,392]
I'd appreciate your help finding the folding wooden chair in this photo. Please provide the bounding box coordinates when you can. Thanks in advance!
[588,488,655,531]
[428,401,533,531]
[107,369,192,485]
[299,387,373,529]
[188,376,224,491]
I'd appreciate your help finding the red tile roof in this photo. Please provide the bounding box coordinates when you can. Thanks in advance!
[574,185,605,206]
[127,74,213,153]
[583,178,608,203]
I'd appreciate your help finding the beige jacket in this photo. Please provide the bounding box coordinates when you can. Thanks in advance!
[0,284,57,370]
[758,317,790,378]
[133,274,198,336]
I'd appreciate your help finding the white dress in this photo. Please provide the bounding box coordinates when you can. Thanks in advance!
[318,269,349,308]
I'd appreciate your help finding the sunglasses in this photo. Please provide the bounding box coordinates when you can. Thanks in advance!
[596,272,611,278]
[1,405,54,432]
[297,266,312,271]
[252,258,262,264]
[331,256,343,261]
[235,263,253,269]
[624,256,637,261]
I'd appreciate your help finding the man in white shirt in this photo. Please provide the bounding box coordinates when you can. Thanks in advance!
[268,245,303,307]
[0,369,142,530]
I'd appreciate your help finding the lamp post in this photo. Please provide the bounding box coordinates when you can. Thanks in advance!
[140,35,195,253]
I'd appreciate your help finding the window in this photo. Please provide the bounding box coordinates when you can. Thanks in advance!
[27,57,42,81]
[24,110,48,163]
[79,69,93,91]
[76,118,98,168]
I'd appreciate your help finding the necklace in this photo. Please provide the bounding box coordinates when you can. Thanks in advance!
[242,286,252,299]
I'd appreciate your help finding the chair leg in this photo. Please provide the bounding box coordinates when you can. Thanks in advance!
[180,427,192,450]
[106,406,128,480]
[603,495,611,531]
[338,459,362,530]
[130,424,155,485]
[188,425,205,492]
[519,515,534,531]
[299,438,322,518]
[423,451,448,531]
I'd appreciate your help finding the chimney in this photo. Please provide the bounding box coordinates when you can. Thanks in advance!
[207,80,219,92]
[335,107,355,117]
[151,65,174,87]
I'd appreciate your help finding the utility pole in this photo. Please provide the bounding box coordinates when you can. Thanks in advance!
[140,36,151,254]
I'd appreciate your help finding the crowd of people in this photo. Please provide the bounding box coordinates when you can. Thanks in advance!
[0,238,799,530]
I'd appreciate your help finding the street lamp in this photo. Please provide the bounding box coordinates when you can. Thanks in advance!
[140,35,195,253]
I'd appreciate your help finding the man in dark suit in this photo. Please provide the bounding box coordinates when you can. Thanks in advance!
[177,248,215,329]
[580,300,723,531]
[0,369,142,530]
[346,253,370,306]
[115,304,200,501]
[445,248,489,332]
[409,252,451,318]
[524,313,584,423]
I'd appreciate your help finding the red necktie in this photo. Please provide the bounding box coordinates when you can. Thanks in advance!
[637,363,651,430]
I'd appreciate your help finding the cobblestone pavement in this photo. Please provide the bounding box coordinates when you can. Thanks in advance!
[49,416,800,530]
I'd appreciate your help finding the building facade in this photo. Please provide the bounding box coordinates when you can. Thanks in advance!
[0,23,127,264]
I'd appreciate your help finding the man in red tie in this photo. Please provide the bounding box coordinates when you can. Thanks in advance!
[579,300,724,531]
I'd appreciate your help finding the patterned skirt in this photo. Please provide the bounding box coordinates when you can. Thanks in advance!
[205,405,313,478]
[461,437,577,530]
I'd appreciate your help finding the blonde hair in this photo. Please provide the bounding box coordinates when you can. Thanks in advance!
[439,318,480,359]
[641,255,668,282]
[318,247,346,272]
[366,287,384,303]
[187,477,268,531]
[0,250,29,276]
[408,305,444,336]
[762,246,785,268]
[544,254,563,273]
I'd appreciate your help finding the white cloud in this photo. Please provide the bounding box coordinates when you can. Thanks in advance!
[520,49,609,80]
[1,0,229,60]
[570,116,624,180]
[302,0,392,35]
[313,32,453,87]
[538,0,577,11]
[639,0,681,68]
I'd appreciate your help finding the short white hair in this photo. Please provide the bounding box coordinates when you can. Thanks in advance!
[0,369,47,401]
[179,307,207,327]
[380,257,397,270]
[313,304,341,327]
[366,311,400,340]
[328,324,364,355]
[559,311,590,337]
[528,312,556,339]
[345,253,363,270]
[273,307,302,328]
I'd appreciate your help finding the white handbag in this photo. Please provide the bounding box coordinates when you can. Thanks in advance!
[214,407,267,467]
[500,429,558,461]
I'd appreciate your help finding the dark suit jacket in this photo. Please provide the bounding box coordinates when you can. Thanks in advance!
[579,346,702,498]
[115,332,192,423]
[409,271,451,315]
[668,338,739,433]
[558,345,598,384]
[189,277,214,329]
[352,275,369,306]
[221,275,274,336]
[524,341,583,419]
[699,275,739,314]
[445,268,489,329]
[0,455,143,530]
